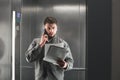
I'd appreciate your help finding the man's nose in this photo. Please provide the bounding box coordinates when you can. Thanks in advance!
[49,29,53,32]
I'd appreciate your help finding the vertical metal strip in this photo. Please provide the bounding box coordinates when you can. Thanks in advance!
[12,11,16,80]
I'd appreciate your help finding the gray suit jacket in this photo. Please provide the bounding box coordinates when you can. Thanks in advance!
[25,36,74,80]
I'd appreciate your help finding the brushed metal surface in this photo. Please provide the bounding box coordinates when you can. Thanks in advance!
[0,0,12,80]
[20,0,86,80]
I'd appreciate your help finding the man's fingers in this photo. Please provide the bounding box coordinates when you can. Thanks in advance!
[44,34,48,38]
[44,35,48,41]
[57,59,65,67]
[40,34,48,47]
[40,39,47,47]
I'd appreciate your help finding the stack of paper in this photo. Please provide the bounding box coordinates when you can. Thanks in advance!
[43,43,67,65]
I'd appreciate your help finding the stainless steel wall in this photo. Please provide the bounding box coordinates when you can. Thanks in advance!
[0,0,12,80]
[20,0,86,80]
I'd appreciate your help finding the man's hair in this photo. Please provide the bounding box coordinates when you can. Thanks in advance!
[44,17,57,25]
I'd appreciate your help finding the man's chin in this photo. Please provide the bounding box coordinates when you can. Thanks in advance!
[48,34,55,37]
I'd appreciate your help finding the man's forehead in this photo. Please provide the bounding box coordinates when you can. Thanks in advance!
[45,23,57,27]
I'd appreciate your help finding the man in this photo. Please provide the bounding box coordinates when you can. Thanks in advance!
[25,17,74,80]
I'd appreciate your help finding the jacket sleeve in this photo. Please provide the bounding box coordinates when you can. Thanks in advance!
[25,38,43,63]
[63,41,74,70]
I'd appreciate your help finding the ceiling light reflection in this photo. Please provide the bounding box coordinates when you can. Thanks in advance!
[21,7,43,13]
[53,5,86,12]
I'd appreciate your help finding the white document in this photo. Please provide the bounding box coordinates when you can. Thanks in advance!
[43,43,67,65]
[44,43,64,56]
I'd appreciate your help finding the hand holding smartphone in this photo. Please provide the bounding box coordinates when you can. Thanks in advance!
[39,30,48,47]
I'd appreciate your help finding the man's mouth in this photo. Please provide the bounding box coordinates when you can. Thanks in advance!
[49,33,53,36]
[48,33,52,36]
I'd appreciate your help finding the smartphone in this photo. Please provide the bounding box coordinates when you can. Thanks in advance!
[44,29,48,35]
[43,29,49,42]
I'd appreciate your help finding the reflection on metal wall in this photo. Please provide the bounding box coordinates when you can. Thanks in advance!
[0,0,12,80]
[21,0,86,80]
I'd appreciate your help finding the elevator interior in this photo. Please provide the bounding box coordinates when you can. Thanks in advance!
[0,0,86,80]
[20,0,86,80]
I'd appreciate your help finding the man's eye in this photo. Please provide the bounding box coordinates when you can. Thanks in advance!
[48,27,50,30]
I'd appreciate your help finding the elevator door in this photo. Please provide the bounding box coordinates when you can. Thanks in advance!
[0,0,12,80]
[20,0,86,80]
